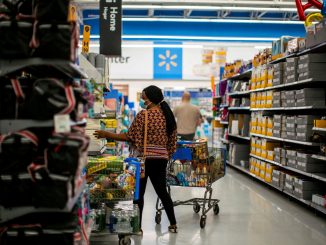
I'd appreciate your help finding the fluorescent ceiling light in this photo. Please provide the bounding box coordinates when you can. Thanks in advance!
[87,43,204,48]
[122,5,317,13]
[83,34,277,41]
[122,17,303,24]
[122,35,278,41]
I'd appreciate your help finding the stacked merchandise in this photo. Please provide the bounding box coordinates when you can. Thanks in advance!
[0,1,92,244]
[86,156,141,243]
[167,141,224,187]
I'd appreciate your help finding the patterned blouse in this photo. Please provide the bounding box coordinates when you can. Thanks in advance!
[126,109,177,159]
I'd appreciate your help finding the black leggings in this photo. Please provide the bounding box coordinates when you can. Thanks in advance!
[134,158,176,227]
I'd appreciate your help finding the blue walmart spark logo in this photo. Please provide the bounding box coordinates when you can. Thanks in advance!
[154,45,182,79]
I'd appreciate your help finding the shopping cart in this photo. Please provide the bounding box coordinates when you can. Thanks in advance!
[155,139,225,228]
[87,157,141,245]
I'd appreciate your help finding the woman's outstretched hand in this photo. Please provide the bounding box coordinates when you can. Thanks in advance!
[94,130,108,139]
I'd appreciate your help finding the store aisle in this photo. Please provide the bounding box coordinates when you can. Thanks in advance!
[91,168,326,245]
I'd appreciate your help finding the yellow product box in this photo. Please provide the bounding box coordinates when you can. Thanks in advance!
[251,137,256,147]
[256,139,262,148]
[266,163,278,174]
[256,148,262,157]
[251,125,256,134]
[251,117,257,126]
[267,79,273,87]
[260,161,266,171]
[260,169,265,179]
[255,166,260,176]
[255,160,261,168]
[265,100,272,108]
[256,81,261,89]
[256,125,262,134]
[262,116,268,128]
[250,164,255,174]
[267,128,273,136]
[262,141,280,151]
[257,92,262,101]
[265,172,272,183]
[268,67,274,80]
[267,150,274,161]
[314,120,326,128]
[251,146,256,155]
[251,82,256,91]
[266,91,273,100]
[267,117,273,128]
[250,100,256,108]
[261,149,267,159]
[261,126,267,136]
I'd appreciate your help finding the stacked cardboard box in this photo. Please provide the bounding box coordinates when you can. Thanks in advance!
[272,62,285,86]
[285,57,298,83]
[298,53,326,81]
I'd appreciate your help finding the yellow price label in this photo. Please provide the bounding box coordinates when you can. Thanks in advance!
[82,25,91,54]
[68,5,78,22]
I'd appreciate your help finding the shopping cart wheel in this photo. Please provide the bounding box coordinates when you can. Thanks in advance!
[213,204,220,215]
[119,236,131,245]
[193,202,200,213]
[155,211,162,224]
[200,216,206,229]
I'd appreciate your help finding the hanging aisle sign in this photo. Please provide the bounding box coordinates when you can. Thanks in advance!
[99,0,122,56]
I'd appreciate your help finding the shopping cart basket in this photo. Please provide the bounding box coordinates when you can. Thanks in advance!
[155,139,225,228]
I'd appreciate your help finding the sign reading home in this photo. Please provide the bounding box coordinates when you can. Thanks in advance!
[100,0,122,56]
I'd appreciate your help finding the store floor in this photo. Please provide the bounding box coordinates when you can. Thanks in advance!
[90,168,326,245]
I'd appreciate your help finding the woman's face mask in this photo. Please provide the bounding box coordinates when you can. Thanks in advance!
[139,99,151,109]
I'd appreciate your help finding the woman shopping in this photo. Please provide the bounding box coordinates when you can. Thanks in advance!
[94,85,178,234]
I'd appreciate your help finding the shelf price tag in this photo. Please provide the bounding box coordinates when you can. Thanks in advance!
[82,25,91,54]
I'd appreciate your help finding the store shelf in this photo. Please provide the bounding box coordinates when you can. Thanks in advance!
[228,134,250,141]
[79,54,103,83]
[250,133,319,146]
[228,106,250,111]
[228,69,252,81]
[0,58,88,79]
[0,179,86,223]
[250,78,325,93]
[313,127,326,132]
[250,106,326,111]
[298,41,326,56]
[0,118,87,134]
[250,154,326,182]
[269,53,296,64]
[228,90,251,97]
[312,154,326,161]
[227,161,326,214]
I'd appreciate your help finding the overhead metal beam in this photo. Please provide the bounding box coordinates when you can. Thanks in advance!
[148,9,154,17]
[257,11,267,19]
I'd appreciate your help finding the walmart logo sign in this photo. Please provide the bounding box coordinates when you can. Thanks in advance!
[154,45,182,79]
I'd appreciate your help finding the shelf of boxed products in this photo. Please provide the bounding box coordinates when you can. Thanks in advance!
[228,134,250,141]
[250,154,326,182]
[312,127,326,132]
[0,118,87,134]
[227,161,326,214]
[228,69,253,81]
[297,41,326,56]
[250,106,326,111]
[269,53,297,65]
[228,106,250,111]
[250,133,319,146]
[228,90,251,97]
[312,154,326,161]
[250,78,324,93]
[227,161,283,191]
[0,58,88,79]
[0,177,86,224]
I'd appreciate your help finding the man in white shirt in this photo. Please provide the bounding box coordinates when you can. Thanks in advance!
[173,92,202,140]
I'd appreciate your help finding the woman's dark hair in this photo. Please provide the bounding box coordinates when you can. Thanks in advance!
[143,85,177,135]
